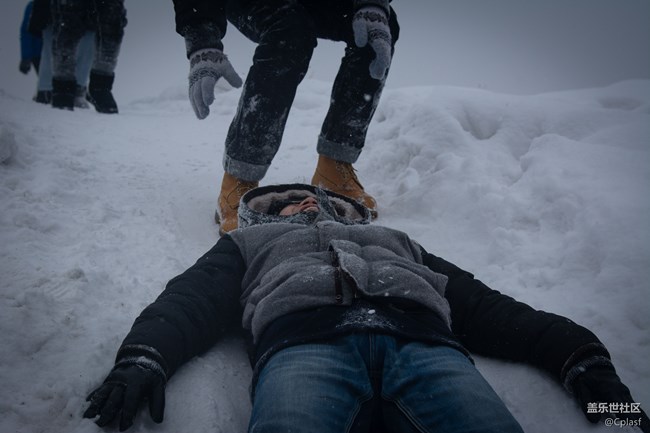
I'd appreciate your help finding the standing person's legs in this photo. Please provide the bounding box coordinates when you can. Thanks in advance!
[50,0,86,109]
[35,26,53,103]
[380,339,525,433]
[73,30,95,108]
[38,27,53,91]
[75,31,95,87]
[86,0,126,113]
[249,336,374,433]
[306,2,400,217]
[91,0,125,75]
[214,0,318,234]
[50,0,85,80]
[315,5,399,166]
[224,0,317,181]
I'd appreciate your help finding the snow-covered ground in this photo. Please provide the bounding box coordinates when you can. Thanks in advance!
[1,78,649,433]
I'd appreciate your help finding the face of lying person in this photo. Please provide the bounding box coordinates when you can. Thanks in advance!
[279,196,320,216]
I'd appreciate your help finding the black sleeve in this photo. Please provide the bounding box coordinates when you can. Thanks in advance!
[172,0,227,56]
[420,246,610,382]
[119,235,246,377]
[28,0,50,36]
[353,0,391,14]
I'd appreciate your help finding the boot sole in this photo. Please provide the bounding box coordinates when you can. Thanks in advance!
[86,94,118,114]
[214,209,225,237]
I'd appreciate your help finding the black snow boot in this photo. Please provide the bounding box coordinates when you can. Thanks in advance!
[52,78,76,110]
[87,70,118,114]
[33,90,52,104]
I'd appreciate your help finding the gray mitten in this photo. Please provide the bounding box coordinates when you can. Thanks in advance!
[188,48,243,119]
[352,6,392,80]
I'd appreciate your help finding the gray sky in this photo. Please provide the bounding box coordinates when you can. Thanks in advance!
[1,0,649,103]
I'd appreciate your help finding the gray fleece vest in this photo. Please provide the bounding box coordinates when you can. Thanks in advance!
[229,220,450,343]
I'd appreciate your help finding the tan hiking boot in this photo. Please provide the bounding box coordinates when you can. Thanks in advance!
[215,172,259,235]
[311,155,378,219]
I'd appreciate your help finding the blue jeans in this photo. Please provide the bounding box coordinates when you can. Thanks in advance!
[250,333,524,433]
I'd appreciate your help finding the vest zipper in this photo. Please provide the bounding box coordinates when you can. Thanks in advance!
[331,250,344,304]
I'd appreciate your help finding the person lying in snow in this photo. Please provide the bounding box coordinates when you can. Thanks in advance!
[83,183,649,432]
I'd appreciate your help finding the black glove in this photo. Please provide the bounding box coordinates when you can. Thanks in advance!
[19,60,31,74]
[572,366,649,432]
[83,361,166,431]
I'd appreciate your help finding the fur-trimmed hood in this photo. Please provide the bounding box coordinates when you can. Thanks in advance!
[238,184,371,229]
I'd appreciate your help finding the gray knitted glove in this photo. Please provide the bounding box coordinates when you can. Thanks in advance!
[352,6,392,80]
[188,48,243,119]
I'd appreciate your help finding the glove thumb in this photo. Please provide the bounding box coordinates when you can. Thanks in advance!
[148,381,165,423]
[368,39,391,80]
[201,77,216,108]
[572,376,600,423]
[222,62,243,89]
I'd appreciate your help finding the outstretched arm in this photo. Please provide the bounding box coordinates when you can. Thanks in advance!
[421,249,609,376]
[120,234,246,375]
[420,247,649,432]
[83,235,246,431]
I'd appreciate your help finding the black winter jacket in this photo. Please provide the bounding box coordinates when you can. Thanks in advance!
[27,0,50,36]
[119,233,610,391]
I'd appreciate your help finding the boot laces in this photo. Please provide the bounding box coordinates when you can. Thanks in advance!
[226,180,257,210]
[336,161,363,189]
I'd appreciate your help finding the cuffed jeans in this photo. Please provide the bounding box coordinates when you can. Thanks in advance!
[250,333,524,433]
[223,0,400,181]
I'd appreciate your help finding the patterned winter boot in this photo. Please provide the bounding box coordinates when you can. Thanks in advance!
[51,78,76,110]
[311,155,378,219]
[87,70,118,114]
[215,172,259,235]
